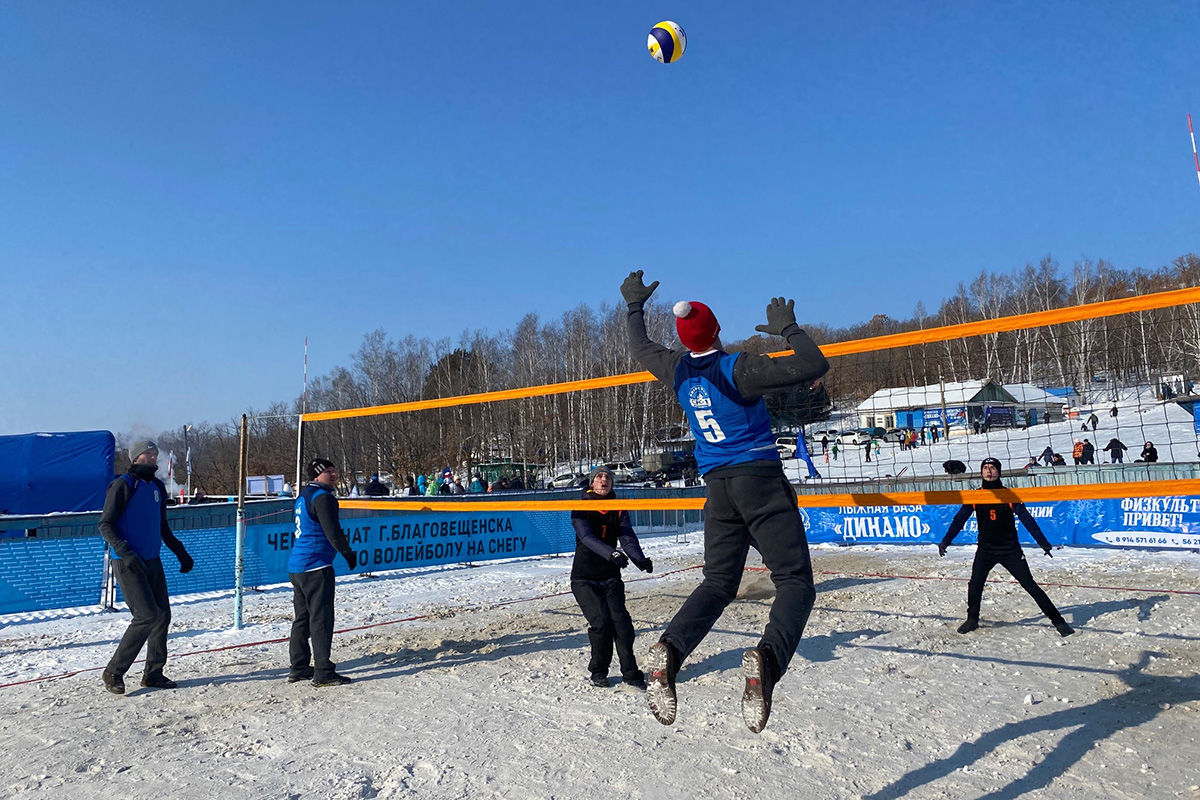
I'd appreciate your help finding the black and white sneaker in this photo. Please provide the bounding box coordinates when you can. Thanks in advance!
[312,673,352,687]
[646,642,678,725]
[287,667,316,683]
[622,671,647,690]
[140,673,178,689]
[741,648,777,734]
[102,669,125,695]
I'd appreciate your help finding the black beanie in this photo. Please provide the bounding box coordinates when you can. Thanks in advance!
[981,457,1002,472]
[308,458,336,480]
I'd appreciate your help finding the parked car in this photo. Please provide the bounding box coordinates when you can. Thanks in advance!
[861,427,887,438]
[642,451,696,481]
[883,428,915,443]
[775,436,798,458]
[837,430,872,446]
[806,428,840,444]
[551,472,587,488]
[604,461,649,484]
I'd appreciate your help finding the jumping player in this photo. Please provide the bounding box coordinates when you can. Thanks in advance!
[620,270,829,733]
[939,457,1074,637]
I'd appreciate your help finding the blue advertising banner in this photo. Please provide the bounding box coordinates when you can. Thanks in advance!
[249,510,569,581]
[799,497,1200,550]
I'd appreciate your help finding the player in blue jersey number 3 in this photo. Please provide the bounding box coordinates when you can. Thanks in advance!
[621,270,830,732]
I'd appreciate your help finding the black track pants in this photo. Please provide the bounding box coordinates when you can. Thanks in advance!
[109,557,172,678]
[572,578,640,679]
[289,567,338,680]
[966,549,1064,624]
[661,472,815,675]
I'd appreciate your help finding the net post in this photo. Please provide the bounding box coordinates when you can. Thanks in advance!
[234,413,248,630]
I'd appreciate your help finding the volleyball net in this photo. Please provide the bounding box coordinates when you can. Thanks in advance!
[300,285,1200,512]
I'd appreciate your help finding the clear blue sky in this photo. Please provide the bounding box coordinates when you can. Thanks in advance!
[3,2,1198,437]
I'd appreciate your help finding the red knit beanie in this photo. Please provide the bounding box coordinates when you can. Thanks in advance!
[673,301,720,351]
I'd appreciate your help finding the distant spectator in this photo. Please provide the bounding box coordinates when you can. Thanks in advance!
[1110,405,1118,418]
[1072,440,1084,465]
[863,439,871,462]
[400,477,420,497]
[973,420,981,435]
[1081,439,1095,465]
[416,474,428,495]
[189,489,211,504]
[1051,453,1066,466]
[278,484,292,499]
[469,473,487,493]
[831,442,839,461]
[920,428,927,445]
[943,459,967,475]
[1139,442,1159,463]
[438,477,451,495]
[930,425,940,443]
[1087,413,1099,432]
[820,435,828,454]
[449,478,465,494]
[509,474,525,492]
[1023,456,1039,469]
[364,475,389,497]
[1103,438,1128,464]
[1039,446,1055,467]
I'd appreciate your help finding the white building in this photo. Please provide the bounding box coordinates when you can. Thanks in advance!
[855,379,1060,433]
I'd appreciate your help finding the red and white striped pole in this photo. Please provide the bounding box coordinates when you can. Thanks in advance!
[1190,114,1200,192]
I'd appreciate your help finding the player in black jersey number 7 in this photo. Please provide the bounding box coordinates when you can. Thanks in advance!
[939,457,1074,637]
[621,271,830,732]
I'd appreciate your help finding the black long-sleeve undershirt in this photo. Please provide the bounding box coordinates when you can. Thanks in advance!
[942,502,1052,552]
[625,304,829,398]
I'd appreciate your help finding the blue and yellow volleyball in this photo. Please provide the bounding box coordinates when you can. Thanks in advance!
[648,21,686,64]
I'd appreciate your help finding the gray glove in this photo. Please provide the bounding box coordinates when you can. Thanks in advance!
[754,297,797,336]
[621,270,660,307]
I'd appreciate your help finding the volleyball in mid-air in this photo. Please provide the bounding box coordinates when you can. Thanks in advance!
[648,21,686,63]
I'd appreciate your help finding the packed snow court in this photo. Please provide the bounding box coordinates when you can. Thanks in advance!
[2,542,1197,799]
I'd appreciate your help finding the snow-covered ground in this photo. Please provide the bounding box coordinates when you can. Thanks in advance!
[787,396,1200,483]
[1,537,1197,799]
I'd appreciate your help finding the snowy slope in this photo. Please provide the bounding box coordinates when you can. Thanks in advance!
[788,397,1198,482]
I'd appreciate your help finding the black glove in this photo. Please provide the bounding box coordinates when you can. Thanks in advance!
[635,558,654,574]
[177,551,194,574]
[344,550,358,570]
[754,297,797,336]
[620,270,659,306]
[124,554,147,575]
[1043,548,1053,558]
[609,550,629,569]
[937,543,947,557]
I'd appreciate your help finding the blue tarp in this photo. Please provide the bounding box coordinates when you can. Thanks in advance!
[0,431,115,515]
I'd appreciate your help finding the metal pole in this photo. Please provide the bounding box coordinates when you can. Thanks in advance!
[294,419,305,496]
[1189,114,1200,194]
[234,413,248,630]
[183,424,192,499]
[939,369,949,434]
[296,335,308,495]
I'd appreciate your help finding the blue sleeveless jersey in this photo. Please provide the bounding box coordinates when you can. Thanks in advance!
[111,474,165,560]
[673,351,780,474]
[289,483,338,572]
